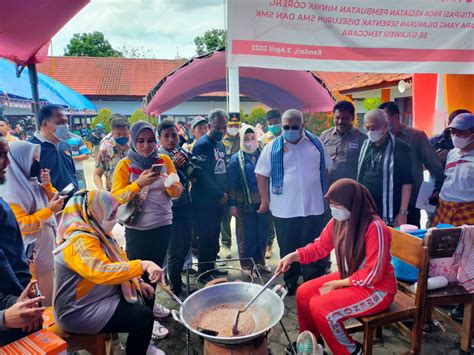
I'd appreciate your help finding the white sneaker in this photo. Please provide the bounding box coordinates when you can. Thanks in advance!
[151,320,169,340]
[153,304,170,319]
[147,342,165,355]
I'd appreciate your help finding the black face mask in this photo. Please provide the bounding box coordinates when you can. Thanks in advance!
[30,160,41,178]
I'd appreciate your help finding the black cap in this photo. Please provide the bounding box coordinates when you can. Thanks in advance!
[229,112,241,124]
[265,109,282,121]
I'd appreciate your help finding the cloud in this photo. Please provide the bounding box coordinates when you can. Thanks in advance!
[52,0,225,59]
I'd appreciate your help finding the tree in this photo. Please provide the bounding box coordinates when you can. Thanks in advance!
[304,112,334,136]
[244,105,267,126]
[129,109,157,126]
[118,44,155,59]
[363,97,382,111]
[64,32,122,57]
[194,29,227,55]
[91,108,113,133]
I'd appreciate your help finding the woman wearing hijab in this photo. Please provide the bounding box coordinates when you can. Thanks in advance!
[276,179,396,355]
[227,125,270,276]
[112,121,182,338]
[0,141,65,306]
[53,190,166,355]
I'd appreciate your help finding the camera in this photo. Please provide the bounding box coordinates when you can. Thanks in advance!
[170,147,205,178]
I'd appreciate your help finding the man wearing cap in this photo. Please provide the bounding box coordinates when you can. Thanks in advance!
[220,112,241,258]
[259,109,283,147]
[379,101,444,227]
[320,101,367,186]
[183,116,208,152]
[432,113,474,227]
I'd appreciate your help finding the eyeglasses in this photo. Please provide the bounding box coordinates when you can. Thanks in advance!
[283,125,300,131]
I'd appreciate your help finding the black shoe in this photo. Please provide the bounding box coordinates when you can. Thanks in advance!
[285,342,297,354]
[285,283,298,296]
[212,269,229,276]
[197,272,214,284]
[352,341,363,355]
[450,304,464,322]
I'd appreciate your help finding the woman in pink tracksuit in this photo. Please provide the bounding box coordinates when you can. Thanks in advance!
[277,179,396,355]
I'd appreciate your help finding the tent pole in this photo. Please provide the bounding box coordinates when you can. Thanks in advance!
[228,65,240,113]
[28,64,41,130]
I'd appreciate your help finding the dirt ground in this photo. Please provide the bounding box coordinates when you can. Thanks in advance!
[78,159,470,355]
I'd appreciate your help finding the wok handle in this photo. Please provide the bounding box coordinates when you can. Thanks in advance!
[272,284,288,300]
[171,309,184,325]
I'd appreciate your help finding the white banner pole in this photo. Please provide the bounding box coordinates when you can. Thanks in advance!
[228,65,240,113]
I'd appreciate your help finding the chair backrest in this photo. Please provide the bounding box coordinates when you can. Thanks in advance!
[389,227,425,268]
[424,227,462,258]
[389,227,429,310]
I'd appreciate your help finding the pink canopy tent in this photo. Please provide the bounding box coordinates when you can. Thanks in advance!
[0,0,89,127]
[145,49,334,116]
[0,0,89,66]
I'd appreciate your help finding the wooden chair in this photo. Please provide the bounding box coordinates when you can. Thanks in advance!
[347,227,429,355]
[43,307,114,355]
[406,227,473,353]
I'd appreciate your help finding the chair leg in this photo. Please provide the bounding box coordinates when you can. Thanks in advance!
[375,326,383,339]
[460,303,473,353]
[363,324,374,355]
[411,312,424,354]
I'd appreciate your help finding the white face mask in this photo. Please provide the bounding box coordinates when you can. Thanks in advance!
[452,134,472,149]
[243,139,258,153]
[367,129,384,143]
[330,206,351,221]
[227,127,240,137]
[102,218,117,233]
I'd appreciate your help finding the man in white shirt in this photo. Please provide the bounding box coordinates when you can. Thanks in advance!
[255,109,332,295]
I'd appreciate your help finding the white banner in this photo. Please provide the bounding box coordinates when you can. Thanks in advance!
[227,0,474,73]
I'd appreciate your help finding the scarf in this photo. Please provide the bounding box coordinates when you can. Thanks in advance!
[270,130,327,195]
[54,190,141,304]
[0,141,56,228]
[325,178,379,279]
[357,134,395,225]
[128,120,159,170]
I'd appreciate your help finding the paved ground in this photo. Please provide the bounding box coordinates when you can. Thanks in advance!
[80,160,470,355]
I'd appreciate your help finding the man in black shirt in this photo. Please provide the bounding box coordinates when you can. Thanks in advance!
[192,109,229,279]
[357,109,412,227]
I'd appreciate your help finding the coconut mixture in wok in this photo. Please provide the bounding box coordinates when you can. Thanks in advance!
[192,303,257,337]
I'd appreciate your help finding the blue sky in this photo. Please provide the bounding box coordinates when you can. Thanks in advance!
[52,0,225,59]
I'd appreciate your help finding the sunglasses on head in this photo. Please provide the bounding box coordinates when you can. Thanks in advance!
[283,125,300,131]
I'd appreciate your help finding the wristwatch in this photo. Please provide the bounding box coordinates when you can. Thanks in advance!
[399,209,409,216]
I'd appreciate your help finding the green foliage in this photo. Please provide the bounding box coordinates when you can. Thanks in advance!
[304,112,334,136]
[244,106,266,126]
[194,29,227,55]
[64,32,123,57]
[363,97,382,111]
[128,109,157,126]
[91,108,113,133]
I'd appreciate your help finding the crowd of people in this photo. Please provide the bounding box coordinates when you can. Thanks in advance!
[0,101,472,355]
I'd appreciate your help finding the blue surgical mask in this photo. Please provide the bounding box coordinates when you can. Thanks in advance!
[283,129,301,143]
[55,124,69,140]
[115,136,129,146]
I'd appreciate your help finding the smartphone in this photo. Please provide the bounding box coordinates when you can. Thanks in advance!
[25,239,37,263]
[59,183,75,197]
[151,163,163,174]
[32,282,42,307]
